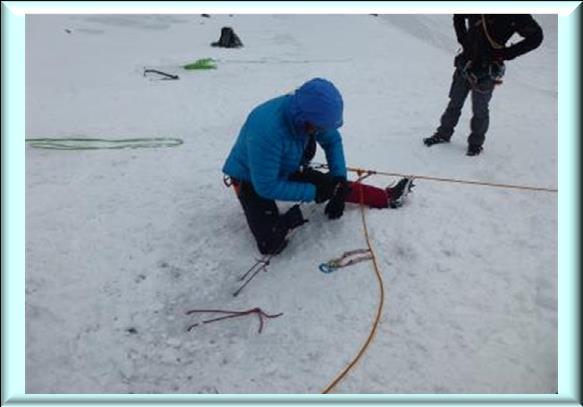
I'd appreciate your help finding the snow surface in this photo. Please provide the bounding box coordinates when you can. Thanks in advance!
[26,14,557,394]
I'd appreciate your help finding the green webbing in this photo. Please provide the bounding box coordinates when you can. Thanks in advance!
[183,58,217,70]
[25,138,184,150]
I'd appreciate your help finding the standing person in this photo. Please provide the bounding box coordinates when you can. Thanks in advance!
[223,78,413,255]
[424,14,543,156]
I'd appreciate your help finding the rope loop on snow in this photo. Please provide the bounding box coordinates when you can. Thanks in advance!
[26,137,184,150]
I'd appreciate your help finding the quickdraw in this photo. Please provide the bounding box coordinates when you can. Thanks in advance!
[319,249,373,274]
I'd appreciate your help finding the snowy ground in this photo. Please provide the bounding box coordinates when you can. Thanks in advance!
[25,14,557,394]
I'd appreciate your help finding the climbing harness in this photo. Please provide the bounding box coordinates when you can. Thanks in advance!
[319,249,373,274]
[458,58,505,93]
[456,15,506,91]
[185,307,283,334]
[313,162,557,193]
[25,137,183,150]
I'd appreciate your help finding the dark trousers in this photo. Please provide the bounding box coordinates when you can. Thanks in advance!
[235,169,330,255]
[234,169,396,254]
[436,69,495,147]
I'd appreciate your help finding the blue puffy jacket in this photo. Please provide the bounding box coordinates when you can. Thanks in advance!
[222,80,347,202]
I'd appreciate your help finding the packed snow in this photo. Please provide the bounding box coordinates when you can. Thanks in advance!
[26,14,557,394]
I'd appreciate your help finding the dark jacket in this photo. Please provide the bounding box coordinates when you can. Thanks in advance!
[454,14,543,67]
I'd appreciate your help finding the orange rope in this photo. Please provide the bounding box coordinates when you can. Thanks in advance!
[313,163,557,193]
[322,173,385,393]
[316,158,555,392]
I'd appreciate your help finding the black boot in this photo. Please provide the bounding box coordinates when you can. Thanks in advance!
[423,133,450,147]
[466,144,483,156]
[386,178,415,208]
[258,238,288,255]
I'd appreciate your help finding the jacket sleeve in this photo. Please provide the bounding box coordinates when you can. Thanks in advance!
[503,15,544,60]
[247,130,316,202]
[317,129,347,179]
[453,14,469,46]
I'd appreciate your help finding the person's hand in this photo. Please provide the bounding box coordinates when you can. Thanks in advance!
[283,204,308,229]
[324,178,349,220]
[315,179,335,203]
[459,38,469,53]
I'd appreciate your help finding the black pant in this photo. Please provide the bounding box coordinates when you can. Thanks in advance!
[235,168,331,255]
[436,68,495,147]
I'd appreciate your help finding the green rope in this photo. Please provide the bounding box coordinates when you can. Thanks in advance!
[25,137,184,150]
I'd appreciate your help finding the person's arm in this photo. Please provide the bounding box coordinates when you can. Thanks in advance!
[453,14,469,48]
[500,15,543,61]
[316,129,347,179]
[247,130,316,202]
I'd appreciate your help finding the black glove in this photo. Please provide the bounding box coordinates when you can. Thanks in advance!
[490,47,509,63]
[315,179,336,203]
[282,204,308,230]
[454,53,470,71]
[324,178,350,220]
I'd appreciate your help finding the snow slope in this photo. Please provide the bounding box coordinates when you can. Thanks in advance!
[25,14,557,394]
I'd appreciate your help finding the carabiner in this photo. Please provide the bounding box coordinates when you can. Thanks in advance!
[319,263,336,274]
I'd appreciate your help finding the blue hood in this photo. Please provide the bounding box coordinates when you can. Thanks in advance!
[286,78,344,134]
